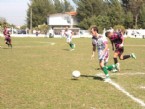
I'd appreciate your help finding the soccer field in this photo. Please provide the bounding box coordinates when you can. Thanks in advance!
[0,37,145,109]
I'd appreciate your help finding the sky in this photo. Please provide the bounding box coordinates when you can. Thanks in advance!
[0,0,30,26]
[0,0,76,26]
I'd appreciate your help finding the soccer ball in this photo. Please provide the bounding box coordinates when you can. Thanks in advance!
[72,70,81,78]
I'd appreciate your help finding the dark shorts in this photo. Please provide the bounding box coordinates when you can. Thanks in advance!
[115,47,124,55]
[5,36,11,42]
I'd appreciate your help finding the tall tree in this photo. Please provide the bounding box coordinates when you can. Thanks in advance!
[139,3,145,28]
[76,0,107,23]
[53,0,64,13]
[121,0,145,28]
[107,0,125,27]
[63,0,74,12]
[27,0,55,28]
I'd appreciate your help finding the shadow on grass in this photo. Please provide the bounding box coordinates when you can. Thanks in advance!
[80,75,104,81]
[62,49,70,51]
[2,47,12,49]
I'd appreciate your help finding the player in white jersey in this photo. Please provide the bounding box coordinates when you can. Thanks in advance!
[91,26,119,82]
[64,27,75,50]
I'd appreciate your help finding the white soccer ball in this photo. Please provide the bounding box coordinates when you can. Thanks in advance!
[72,70,81,78]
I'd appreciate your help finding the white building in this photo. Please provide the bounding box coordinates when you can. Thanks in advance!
[47,11,78,28]
[47,12,80,37]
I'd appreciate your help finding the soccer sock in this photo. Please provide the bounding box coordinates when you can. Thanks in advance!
[69,43,73,48]
[105,64,116,71]
[102,67,109,77]
[123,55,131,60]
[113,58,118,64]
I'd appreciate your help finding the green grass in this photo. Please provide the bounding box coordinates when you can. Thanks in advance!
[0,37,145,109]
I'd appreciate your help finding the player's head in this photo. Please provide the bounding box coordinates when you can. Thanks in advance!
[105,31,113,38]
[91,26,99,36]
[65,26,68,31]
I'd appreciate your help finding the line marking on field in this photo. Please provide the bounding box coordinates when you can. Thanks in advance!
[110,72,145,76]
[96,72,145,107]
[108,80,145,107]
[140,86,145,89]
[97,72,145,77]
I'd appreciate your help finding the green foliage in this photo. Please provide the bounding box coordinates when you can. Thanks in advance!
[38,24,49,34]
[53,0,64,13]
[124,11,133,28]
[113,25,126,33]
[27,0,55,28]
[63,0,74,12]
[107,1,125,26]
[75,0,145,29]
[139,3,145,28]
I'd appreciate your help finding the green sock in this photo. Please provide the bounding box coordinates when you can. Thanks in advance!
[69,43,73,48]
[106,64,116,71]
[102,67,109,77]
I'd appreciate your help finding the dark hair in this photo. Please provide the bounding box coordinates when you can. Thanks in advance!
[92,27,98,33]
[105,31,111,37]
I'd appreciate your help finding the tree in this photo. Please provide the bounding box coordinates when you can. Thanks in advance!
[63,0,74,12]
[76,0,109,30]
[0,17,6,27]
[124,11,133,28]
[139,3,145,28]
[106,0,125,27]
[53,0,64,13]
[121,0,145,28]
[27,0,55,28]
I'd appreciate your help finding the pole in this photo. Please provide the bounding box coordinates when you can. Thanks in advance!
[30,8,32,34]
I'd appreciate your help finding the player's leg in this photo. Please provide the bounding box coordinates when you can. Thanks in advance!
[105,64,117,71]
[119,47,136,60]
[100,60,111,82]
[104,50,109,66]
[70,37,75,49]
[9,38,12,48]
[113,51,119,64]
[112,51,120,72]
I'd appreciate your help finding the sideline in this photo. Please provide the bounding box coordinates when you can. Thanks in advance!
[96,72,145,107]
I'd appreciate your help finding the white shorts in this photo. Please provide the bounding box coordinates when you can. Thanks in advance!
[98,50,109,63]
[66,38,72,43]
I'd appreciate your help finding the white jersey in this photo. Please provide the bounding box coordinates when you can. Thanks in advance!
[92,35,109,61]
[64,30,72,42]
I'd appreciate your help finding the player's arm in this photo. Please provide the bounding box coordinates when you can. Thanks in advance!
[91,44,96,60]
[111,40,114,51]
[119,35,124,48]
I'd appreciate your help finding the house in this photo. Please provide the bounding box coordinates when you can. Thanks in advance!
[47,11,78,28]
[47,12,80,37]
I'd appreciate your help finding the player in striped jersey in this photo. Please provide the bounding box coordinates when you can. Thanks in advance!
[105,30,136,72]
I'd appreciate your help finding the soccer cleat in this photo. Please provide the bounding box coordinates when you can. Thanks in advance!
[116,63,120,72]
[112,69,118,73]
[70,49,75,51]
[104,77,111,82]
[131,53,136,59]
[72,44,75,49]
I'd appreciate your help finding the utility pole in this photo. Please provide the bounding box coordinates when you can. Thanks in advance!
[30,8,32,34]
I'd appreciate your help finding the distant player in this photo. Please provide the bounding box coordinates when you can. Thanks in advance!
[64,27,75,51]
[3,26,12,48]
[91,26,119,82]
[105,30,136,72]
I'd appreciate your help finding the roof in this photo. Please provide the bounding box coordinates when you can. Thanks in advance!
[65,11,77,16]
[48,12,77,17]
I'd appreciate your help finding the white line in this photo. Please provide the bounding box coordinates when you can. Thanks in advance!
[110,72,145,76]
[108,80,145,107]
[96,72,145,77]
